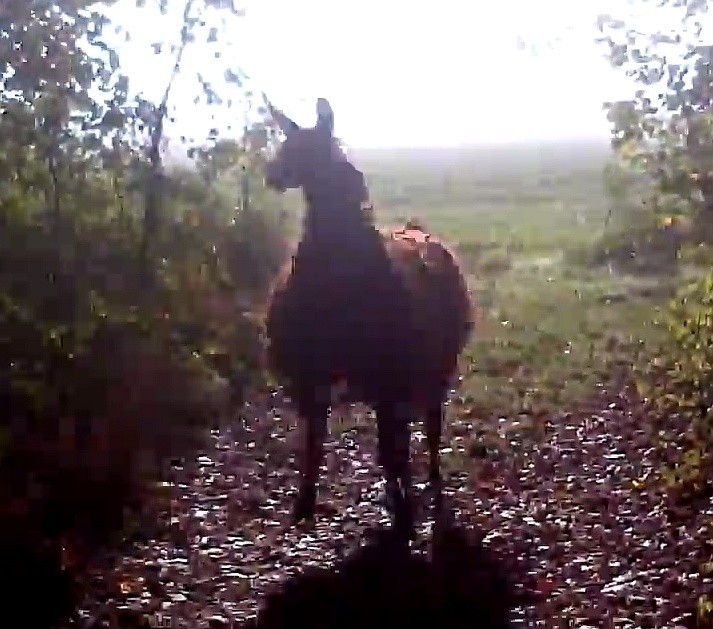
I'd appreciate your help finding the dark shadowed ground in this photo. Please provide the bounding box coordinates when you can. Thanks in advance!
[249,518,517,629]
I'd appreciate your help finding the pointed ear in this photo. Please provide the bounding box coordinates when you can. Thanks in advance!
[263,93,299,133]
[315,97,334,135]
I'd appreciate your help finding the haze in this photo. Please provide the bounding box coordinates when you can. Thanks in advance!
[104,0,641,149]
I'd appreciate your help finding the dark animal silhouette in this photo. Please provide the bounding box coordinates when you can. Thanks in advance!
[249,520,515,629]
[263,97,474,537]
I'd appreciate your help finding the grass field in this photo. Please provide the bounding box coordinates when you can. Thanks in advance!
[341,140,671,421]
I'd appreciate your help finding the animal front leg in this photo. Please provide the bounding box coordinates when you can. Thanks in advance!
[374,401,398,511]
[376,400,414,539]
[292,390,328,525]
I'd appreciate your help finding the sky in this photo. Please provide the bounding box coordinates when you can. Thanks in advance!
[102,0,649,148]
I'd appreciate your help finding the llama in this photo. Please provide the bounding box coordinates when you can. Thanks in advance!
[263,97,474,537]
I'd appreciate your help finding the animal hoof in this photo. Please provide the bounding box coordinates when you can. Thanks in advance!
[430,476,444,512]
[394,505,416,541]
[291,504,314,526]
[433,490,444,514]
[390,488,415,541]
[382,483,401,514]
[292,486,317,525]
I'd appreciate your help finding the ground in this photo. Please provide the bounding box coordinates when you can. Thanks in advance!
[72,140,712,628]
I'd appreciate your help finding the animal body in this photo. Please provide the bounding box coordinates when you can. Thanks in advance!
[263,97,474,537]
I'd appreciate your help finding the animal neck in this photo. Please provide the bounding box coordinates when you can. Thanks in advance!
[300,161,375,246]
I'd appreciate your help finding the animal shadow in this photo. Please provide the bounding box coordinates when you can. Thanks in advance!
[1,539,78,629]
[252,518,516,629]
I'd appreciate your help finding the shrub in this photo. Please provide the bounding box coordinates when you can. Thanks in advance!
[636,272,713,503]
[0,0,290,623]
[0,166,288,594]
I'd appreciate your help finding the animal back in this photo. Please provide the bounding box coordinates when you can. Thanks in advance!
[383,222,474,382]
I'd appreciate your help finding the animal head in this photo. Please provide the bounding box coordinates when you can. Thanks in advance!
[263,97,343,192]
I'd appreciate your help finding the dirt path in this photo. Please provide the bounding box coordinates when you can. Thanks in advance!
[76,387,712,628]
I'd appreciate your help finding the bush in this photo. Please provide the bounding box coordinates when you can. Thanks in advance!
[0,2,293,624]
[636,271,713,503]
[0,160,288,602]
[567,157,693,276]
[587,222,686,275]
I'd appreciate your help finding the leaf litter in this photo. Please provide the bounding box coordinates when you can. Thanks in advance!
[71,384,713,628]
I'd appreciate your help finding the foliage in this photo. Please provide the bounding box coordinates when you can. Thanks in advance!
[633,271,713,536]
[599,6,713,619]
[592,1,713,271]
[0,1,288,612]
[596,0,713,434]
[637,272,713,442]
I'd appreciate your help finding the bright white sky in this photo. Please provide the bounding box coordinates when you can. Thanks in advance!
[103,0,645,148]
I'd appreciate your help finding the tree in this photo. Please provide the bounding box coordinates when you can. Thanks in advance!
[601,7,713,622]
[597,0,713,234]
[0,3,287,614]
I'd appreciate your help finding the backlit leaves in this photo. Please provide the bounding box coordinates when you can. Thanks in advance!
[598,1,713,233]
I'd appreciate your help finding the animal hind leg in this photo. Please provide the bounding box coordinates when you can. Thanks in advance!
[426,398,445,513]
[375,400,414,538]
[292,386,329,525]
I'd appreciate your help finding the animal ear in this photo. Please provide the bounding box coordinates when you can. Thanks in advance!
[263,94,299,133]
[316,98,334,135]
